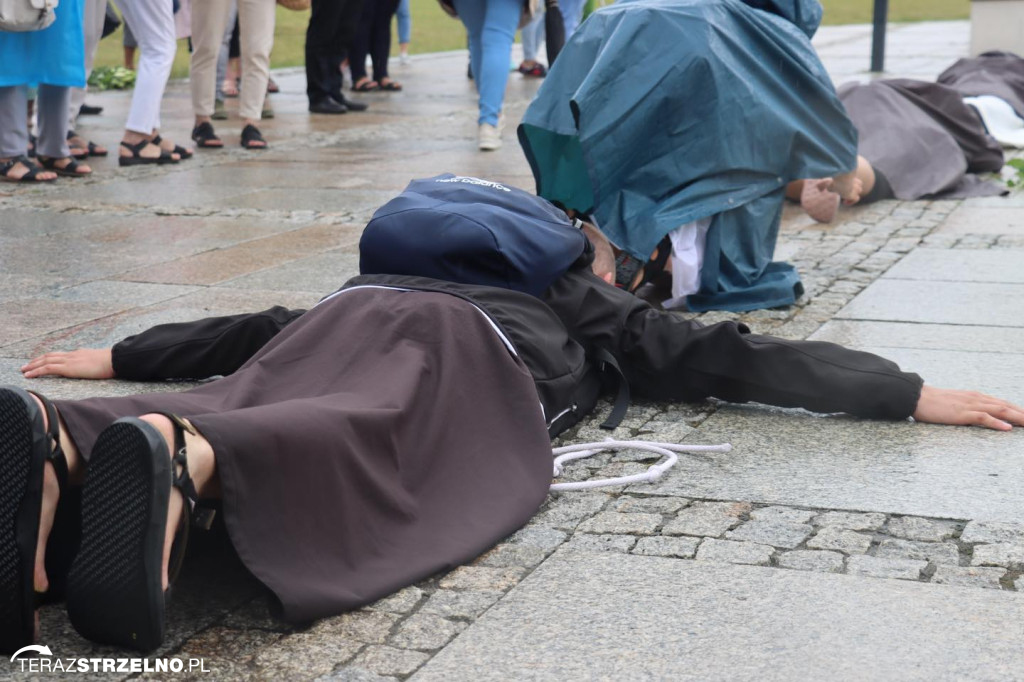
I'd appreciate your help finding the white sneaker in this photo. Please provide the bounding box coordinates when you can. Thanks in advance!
[478,123,502,151]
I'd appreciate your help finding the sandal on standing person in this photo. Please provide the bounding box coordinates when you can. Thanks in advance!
[119,131,180,166]
[66,131,108,158]
[0,158,57,184]
[37,155,93,178]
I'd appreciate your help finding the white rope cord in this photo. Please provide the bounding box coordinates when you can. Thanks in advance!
[550,439,732,491]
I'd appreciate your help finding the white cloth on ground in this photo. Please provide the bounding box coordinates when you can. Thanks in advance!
[964,95,1024,148]
[663,216,712,309]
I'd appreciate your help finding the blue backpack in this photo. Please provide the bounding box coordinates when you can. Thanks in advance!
[359,175,589,298]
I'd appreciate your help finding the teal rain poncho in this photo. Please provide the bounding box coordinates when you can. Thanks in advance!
[518,0,858,311]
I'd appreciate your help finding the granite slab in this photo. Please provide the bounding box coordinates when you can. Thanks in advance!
[220,249,360,294]
[810,320,1023,354]
[414,550,1024,681]
[633,405,1024,523]
[882,249,1024,283]
[835,280,1024,327]
[935,205,1024,233]
[856,346,1024,404]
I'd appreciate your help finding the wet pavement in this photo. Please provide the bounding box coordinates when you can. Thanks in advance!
[2,19,1024,682]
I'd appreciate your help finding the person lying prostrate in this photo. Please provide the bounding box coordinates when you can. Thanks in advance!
[4,245,1022,658]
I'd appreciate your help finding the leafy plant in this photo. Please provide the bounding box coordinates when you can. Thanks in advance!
[87,66,137,90]
[1004,158,1024,189]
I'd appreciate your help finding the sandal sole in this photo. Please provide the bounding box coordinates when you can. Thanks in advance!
[67,419,170,652]
[118,157,179,167]
[0,387,48,655]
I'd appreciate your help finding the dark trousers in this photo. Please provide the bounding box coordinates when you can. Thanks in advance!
[349,0,400,83]
[305,0,364,104]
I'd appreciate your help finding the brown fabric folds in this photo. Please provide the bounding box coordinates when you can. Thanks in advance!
[55,287,553,622]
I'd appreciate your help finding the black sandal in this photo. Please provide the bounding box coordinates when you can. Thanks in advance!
[67,414,207,652]
[240,124,267,150]
[67,131,109,158]
[190,121,222,148]
[0,157,55,184]
[152,134,192,160]
[117,140,178,167]
[37,156,91,178]
[0,386,72,654]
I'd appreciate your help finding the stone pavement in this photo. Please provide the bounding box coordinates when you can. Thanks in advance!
[2,18,1024,681]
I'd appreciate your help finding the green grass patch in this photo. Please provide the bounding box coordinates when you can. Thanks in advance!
[90,0,970,79]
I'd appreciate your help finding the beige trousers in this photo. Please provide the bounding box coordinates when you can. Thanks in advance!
[190,0,276,121]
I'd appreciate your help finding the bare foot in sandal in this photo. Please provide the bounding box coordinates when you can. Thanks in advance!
[0,157,56,183]
[37,156,93,178]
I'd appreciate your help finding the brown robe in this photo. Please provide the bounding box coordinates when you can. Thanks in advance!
[55,287,553,622]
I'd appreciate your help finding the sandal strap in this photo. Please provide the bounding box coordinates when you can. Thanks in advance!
[241,124,265,145]
[25,390,69,492]
[149,412,214,584]
[152,412,216,529]
[38,156,80,174]
[3,156,47,182]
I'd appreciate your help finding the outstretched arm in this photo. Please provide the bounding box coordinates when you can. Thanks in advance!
[544,268,1024,431]
[21,306,305,381]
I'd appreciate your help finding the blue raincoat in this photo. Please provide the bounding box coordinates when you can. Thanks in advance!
[518,0,858,311]
[0,0,85,88]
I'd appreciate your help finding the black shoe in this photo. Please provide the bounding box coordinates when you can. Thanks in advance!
[78,103,103,116]
[308,97,348,114]
[333,93,368,112]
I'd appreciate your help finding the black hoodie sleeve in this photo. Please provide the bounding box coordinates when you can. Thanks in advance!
[542,268,923,420]
[111,306,306,380]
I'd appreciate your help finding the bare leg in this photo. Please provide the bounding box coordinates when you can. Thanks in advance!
[27,396,84,595]
[137,414,220,590]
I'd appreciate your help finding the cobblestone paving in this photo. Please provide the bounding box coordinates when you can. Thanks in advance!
[3,21,1024,682]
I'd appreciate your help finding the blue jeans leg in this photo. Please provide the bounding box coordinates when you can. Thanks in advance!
[453,0,520,126]
[396,0,411,44]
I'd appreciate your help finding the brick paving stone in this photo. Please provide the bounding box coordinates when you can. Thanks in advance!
[314,611,400,645]
[806,527,872,554]
[476,543,549,569]
[317,666,394,681]
[564,533,637,553]
[419,590,505,620]
[639,420,695,444]
[534,492,610,530]
[578,511,662,535]
[611,496,688,514]
[662,501,752,537]
[504,525,568,553]
[885,517,961,542]
[368,586,423,614]
[725,520,813,549]
[971,543,1024,570]
[813,511,887,531]
[594,462,649,479]
[252,631,363,680]
[749,507,816,524]
[389,614,467,651]
[875,539,961,566]
[353,646,429,677]
[846,556,927,580]
[438,566,526,591]
[631,536,701,559]
[777,550,845,573]
[696,539,774,566]
[961,521,1024,545]
[222,598,295,632]
[931,566,1006,590]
